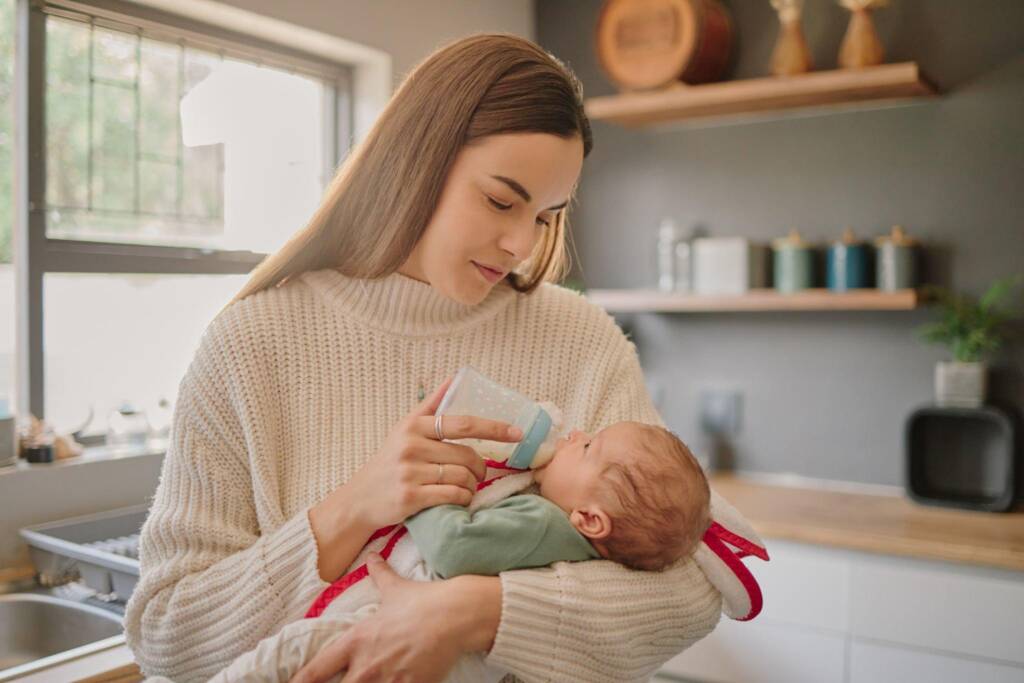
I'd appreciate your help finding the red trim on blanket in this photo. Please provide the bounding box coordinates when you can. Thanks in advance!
[366,524,398,544]
[706,522,769,561]
[482,459,528,472]
[304,469,523,619]
[305,526,408,618]
[475,474,510,492]
[700,524,765,621]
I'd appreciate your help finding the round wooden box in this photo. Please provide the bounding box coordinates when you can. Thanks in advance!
[596,0,734,91]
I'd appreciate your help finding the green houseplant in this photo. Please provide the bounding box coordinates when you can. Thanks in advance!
[918,275,1022,407]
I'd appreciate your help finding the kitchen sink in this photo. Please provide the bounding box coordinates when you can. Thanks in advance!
[0,593,124,681]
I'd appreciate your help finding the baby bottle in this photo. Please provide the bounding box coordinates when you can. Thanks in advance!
[436,366,565,469]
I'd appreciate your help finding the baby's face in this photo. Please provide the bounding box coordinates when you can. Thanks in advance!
[534,422,639,513]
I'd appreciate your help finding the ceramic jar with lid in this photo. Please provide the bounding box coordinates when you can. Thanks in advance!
[874,225,918,291]
[827,228,871,291]
[772,229,815,293]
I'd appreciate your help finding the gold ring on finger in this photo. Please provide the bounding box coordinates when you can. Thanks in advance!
[436,463,444,484]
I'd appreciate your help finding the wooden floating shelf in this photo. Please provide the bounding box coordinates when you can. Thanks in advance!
[586,288,921,313]
[585,62,937,128]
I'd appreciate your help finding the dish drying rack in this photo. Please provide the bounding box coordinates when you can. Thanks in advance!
[19,504,148,602]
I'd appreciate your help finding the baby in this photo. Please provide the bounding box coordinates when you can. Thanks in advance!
[413,421,712,578]
[210,420,711,682]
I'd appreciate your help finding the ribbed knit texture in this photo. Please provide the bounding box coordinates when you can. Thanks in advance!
[124,269,723,682]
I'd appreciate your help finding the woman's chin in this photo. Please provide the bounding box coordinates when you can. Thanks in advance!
[443,279,492,306]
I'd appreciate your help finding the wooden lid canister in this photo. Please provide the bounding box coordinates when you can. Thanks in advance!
[596,0,734,91]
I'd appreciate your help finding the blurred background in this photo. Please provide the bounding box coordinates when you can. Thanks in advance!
[0,2,1022,682]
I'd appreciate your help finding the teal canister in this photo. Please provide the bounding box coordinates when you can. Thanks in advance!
[772,230,814,293]
[874,225,918,291]
[827,228,871,291]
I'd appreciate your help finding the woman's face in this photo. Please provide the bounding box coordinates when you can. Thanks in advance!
[399,132,585,305]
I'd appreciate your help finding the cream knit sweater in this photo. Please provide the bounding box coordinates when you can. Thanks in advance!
[124,269,723,682]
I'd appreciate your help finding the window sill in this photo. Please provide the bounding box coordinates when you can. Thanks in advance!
[0,441,166,476]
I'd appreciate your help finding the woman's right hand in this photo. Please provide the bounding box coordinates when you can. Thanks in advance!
[308,377,524,581]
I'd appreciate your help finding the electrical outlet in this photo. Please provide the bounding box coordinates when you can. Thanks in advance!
[699,389,742,435]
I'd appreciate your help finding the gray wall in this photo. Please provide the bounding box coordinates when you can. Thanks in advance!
[537,0,1024,486]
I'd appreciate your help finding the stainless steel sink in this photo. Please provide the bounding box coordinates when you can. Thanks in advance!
[0,593,124,681]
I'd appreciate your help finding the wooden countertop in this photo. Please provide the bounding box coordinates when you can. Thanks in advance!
[710,473,1024,573]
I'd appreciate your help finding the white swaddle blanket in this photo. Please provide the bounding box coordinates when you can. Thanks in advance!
[205,468,534,683]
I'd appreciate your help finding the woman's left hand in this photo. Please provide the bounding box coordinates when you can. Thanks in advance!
[290,553,501,683]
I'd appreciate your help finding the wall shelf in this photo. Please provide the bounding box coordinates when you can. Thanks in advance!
[586,288,922,313]
[585,62,937,128]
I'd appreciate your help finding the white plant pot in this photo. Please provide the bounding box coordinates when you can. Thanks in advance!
[934,361,987,408]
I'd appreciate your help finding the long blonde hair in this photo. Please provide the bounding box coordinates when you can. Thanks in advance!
[231,33,593,304]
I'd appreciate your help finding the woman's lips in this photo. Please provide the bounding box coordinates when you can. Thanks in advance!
[473,261,505,283]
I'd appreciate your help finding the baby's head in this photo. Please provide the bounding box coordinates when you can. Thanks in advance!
[533,421,710,571]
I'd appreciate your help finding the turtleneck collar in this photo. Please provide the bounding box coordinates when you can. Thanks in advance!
[298,268,519,337]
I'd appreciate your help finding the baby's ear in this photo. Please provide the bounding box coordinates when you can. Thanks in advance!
[570,506,612,541]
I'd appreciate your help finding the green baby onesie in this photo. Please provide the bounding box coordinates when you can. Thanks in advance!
[404,493,601,579]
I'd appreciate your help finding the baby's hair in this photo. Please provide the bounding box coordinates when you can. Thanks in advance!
[593,423,711,571]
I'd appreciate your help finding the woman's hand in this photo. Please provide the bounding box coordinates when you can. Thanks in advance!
[343,376,523,529]
[290,553,503,683]
[309,377,523,581]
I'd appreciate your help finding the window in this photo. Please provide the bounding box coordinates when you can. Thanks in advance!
[43,272,249,434]
[1,0,14,407]
[43,12,336,253]
[7,0,352,435]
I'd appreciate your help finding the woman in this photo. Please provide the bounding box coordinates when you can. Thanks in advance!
[125,34,726,682]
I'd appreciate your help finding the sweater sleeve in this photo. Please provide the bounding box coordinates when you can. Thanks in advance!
[484,338,724,683]
[123,327,330,681]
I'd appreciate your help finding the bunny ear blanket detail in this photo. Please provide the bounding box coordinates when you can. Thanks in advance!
[696,490,770,621]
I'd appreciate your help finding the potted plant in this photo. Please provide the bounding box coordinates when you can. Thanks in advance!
[918,276,1022,407]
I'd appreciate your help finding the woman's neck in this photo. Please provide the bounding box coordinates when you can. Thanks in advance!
[297,268,518,338]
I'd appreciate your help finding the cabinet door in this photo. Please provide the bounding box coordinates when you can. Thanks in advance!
[850,639,1024,683]
[850,555,1024,665]
[660,617,847,683]
[753,539,851,631]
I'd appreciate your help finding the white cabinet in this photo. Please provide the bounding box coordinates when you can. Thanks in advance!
[659,618,846,683]
[660,540,1024,683]
[849,640,1024,683]
[741,538,850,632]
[849,556,1024,665]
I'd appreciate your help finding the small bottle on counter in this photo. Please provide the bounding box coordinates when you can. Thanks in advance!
[148,397,173,444]
[657,218,685,292]
[674,234,694,293]
[107,402,151,451]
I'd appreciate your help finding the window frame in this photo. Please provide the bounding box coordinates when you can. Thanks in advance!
[12,0,353,417]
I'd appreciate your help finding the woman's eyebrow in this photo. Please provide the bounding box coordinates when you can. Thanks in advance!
[491,175,569,211]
